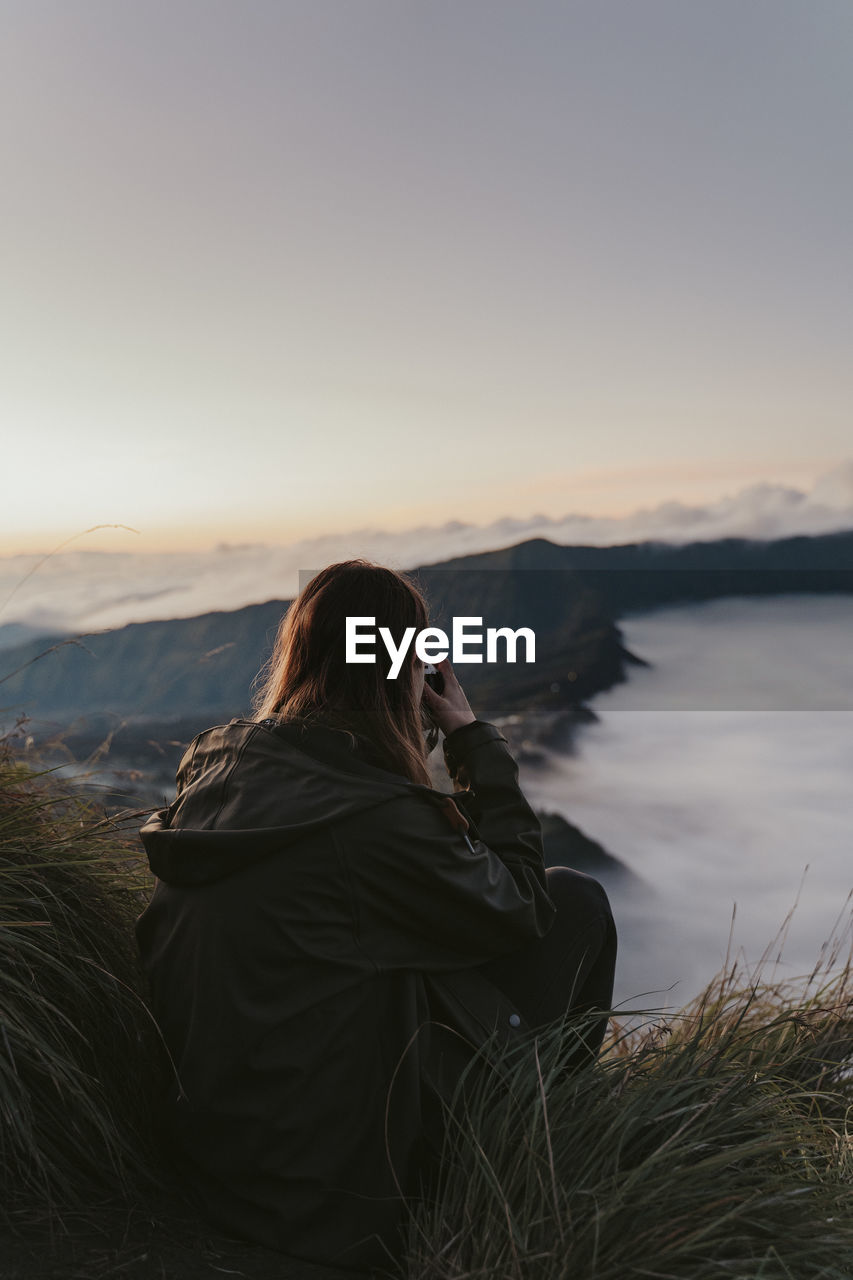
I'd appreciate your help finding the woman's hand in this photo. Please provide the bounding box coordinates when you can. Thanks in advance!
[421,657,477,736]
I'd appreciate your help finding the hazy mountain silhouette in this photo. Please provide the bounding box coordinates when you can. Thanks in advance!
[2,528,852,728]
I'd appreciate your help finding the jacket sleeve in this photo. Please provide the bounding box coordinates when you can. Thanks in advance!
[442,720,537,854]
[344,721,556,972]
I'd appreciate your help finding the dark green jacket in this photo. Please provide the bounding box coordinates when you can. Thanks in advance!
[136,718,555,1272]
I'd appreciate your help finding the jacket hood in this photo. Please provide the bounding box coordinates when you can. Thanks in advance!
[139,718,438,887]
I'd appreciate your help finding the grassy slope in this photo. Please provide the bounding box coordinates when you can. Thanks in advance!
[1,748,851,1279]
[407,965,853,1279]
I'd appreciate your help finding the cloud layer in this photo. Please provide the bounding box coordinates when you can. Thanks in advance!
[3,463,853,637]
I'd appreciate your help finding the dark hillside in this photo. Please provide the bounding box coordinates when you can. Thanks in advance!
[0,600,288,722]
[3,527,853,730]
[0,569,630,725]
[422,528,853,614]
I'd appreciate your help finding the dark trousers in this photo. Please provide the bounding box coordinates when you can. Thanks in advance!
[478,866,618,1060]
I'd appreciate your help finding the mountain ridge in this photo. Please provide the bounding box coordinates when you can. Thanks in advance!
[2,527,852,728]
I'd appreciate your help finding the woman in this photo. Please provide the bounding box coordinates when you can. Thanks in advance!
[135,561,616,1273]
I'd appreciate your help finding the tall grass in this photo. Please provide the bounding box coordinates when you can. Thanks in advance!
[406,956,853,1279]
[2,728,852,1277]
[0,737,165,1227]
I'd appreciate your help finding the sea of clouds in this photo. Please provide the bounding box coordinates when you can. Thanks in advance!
[522,597,853,1005]
[3,462,853,638]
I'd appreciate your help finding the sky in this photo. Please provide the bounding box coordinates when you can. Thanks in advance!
[2,1,852,573]
[4,464,853,635]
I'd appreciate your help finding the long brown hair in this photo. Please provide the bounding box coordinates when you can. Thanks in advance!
[253,560,433,785]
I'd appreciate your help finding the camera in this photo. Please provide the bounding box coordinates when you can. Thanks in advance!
[424,664,444,695]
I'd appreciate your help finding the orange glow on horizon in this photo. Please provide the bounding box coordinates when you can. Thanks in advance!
[1,454,841,560]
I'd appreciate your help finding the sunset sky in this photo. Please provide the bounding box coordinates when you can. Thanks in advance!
[3,1,852,561]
